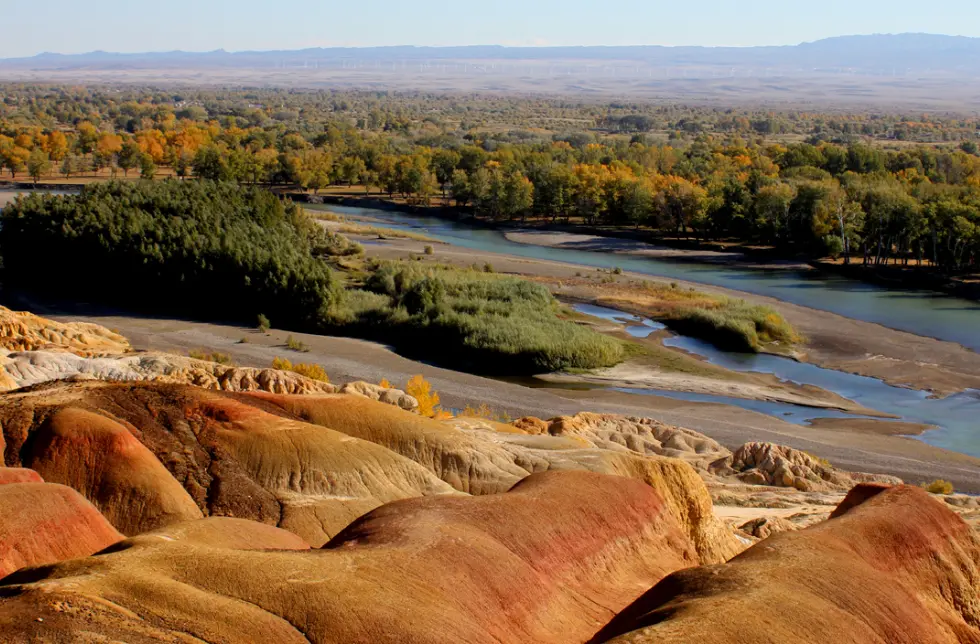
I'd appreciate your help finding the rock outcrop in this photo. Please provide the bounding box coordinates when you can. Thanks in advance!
[710,442,903,492]
[514,412,730,469]
[0,349,340,394]
[258,392,743,563]
[737,516,798,539]
[340,380,419,412]
[0,382,456,545]
[0,306,131,356]
[591,484,980,644]
[0,480,123,578]
[0,472,701,644]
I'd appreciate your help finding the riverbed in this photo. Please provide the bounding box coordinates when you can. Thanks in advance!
[569,303,980,457]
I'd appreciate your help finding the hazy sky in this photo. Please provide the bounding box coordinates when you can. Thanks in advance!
[2,0,978,57]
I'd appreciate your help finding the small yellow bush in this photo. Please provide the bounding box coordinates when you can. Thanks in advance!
[272,357,330,383]
[378,378,393,389]
[406,374,441,418]
[461,403,511,423]
[189,350,233,365]
[922,479,954,495]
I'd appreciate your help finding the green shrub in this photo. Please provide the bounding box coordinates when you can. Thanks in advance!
[424,244,435,255]
[664,300,799,353]
[332,262,625,374]
[189,350,233,365]
[257,314,271,333]
[272,357,330,383]
[286,335,310,352]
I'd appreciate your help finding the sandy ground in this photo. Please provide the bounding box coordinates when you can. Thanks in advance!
[16,292,980,494]
[505,231,749,263]
[543,364,893,417]
[505,230,812,270]
[0,191,21,209]
[40,310,980,491]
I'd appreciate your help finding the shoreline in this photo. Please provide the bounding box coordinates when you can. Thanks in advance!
[295,191,980,302]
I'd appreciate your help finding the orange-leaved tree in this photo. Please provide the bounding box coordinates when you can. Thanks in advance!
[405,374,441,418]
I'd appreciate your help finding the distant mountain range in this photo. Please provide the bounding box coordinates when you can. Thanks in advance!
[2,34,979,74]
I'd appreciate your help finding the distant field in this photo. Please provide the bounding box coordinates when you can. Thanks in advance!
[2,65,978,110]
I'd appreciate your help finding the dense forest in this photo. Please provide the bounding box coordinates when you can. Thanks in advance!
[1,85,978,273]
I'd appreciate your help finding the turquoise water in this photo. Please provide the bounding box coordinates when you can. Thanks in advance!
[573,303,980,457]
[323,205,980,352]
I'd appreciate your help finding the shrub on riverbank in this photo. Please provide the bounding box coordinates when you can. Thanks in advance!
[330,262,626,373]
[666,301,801,353]
[593,280,800,353]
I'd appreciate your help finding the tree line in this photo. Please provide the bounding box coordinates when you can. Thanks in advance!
[1,85,978,272]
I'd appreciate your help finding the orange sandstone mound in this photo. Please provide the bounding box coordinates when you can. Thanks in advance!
[0,382,456,545]
[590,484,980,644]
[0,481,123,579]
[0,471,699,644]
[252,391,742,562]
[0,467,43,485]
[0,305,131,357]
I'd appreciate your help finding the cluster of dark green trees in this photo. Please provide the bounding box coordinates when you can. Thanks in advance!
[0,181,337,327]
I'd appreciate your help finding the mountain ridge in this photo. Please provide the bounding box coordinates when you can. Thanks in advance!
[3,33,980,69]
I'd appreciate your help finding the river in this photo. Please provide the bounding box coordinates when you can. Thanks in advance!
[572,302,980,457]
[318,205,980,456]
[319,205,980,352]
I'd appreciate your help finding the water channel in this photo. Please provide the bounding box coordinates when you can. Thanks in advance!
[319,205,980,456]
[320,205,980,352]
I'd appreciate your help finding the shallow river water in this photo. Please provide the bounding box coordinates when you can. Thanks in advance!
[572,303,980,457]
[319,205,980,456]
[321,205,980,352]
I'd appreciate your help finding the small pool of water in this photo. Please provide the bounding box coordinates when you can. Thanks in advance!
[571,302,667,339]
[572,303,980,457]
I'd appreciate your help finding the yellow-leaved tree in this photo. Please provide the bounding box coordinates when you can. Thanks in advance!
[406,374,440,418]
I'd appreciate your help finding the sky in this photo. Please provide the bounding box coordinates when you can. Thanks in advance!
[1,0,978,57]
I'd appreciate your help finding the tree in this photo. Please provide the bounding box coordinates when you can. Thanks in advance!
[139,153,157,180]
[45,131,70,162]
[449,169,473,207]
[501,172,534,221]
[192,146,229,181]
[117,140,142,177]
[60,154,78,179]
[297,149,333,194]
[431,149,461,196]
[339,156,366,187]
[817,185,864,264]
[26,149,51,185]
[2,146,29,178]
[652,176,707,237]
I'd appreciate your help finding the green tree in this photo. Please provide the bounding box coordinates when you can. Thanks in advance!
[26,148,51,185]
[139,153,157,180]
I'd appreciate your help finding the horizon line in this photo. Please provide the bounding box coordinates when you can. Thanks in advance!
[5,32,976,60]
